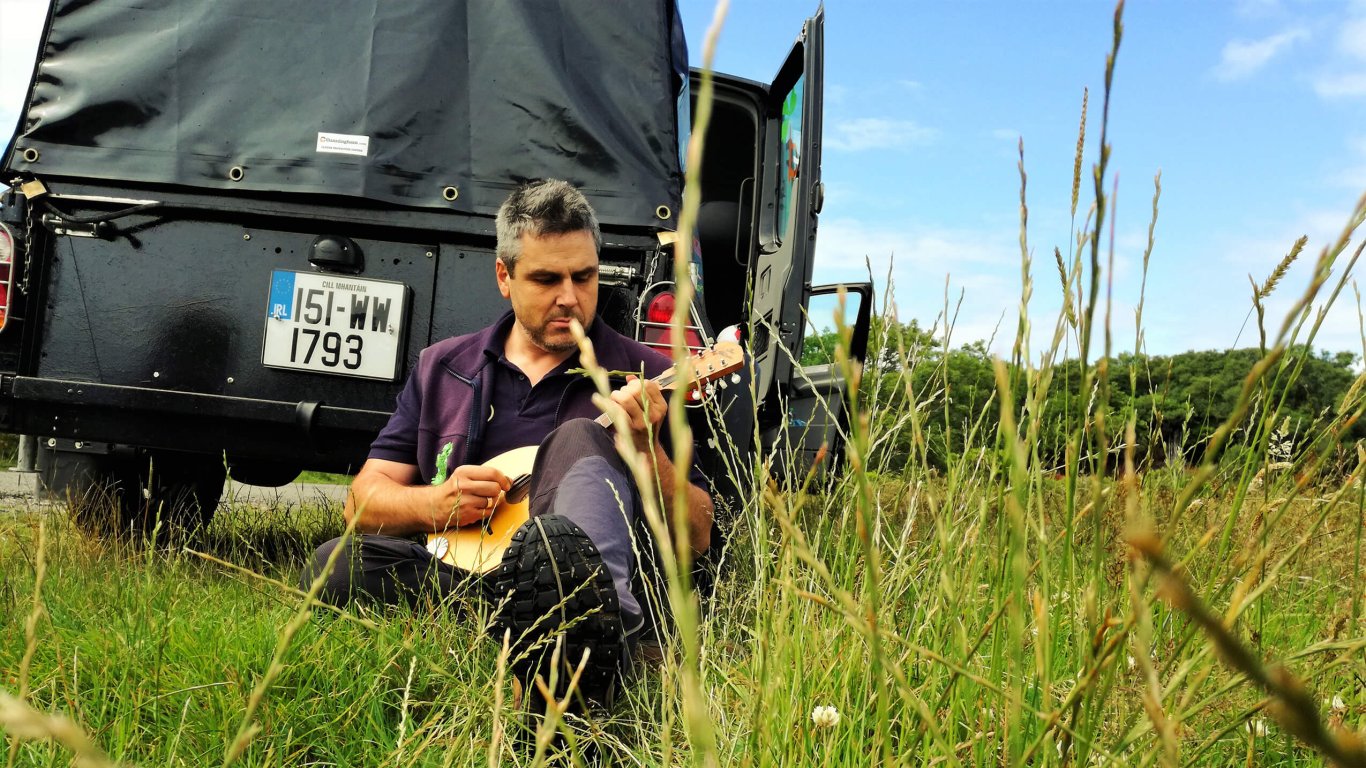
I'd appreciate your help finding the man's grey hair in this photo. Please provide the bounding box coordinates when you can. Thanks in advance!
[495,179,602,273]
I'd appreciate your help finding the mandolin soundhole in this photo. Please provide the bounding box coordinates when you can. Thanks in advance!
[506,475,532,504]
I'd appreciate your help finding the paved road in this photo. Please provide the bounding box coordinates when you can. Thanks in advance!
[0,469,348,506]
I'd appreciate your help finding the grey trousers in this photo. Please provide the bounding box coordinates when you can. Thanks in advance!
[300,419,660,631]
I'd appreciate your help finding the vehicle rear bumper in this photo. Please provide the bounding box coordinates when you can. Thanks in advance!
[8,376,387,471]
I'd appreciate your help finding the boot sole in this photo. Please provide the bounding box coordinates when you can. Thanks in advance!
[490,514,624,710]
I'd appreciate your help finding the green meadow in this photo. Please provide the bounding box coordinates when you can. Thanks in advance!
[8,3,1366,765]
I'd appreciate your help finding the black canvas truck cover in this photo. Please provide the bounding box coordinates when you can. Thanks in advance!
[3,0,689,228]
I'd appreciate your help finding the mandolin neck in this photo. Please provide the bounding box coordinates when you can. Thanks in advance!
[590,367,682,429]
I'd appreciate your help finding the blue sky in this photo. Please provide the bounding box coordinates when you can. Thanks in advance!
[677,0,1366,359]
[4,0,1366,357]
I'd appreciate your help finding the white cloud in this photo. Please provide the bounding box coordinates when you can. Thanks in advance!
[1337,15,1366,60]
[815,216,1014,273]
[1327,134,1366,188]
[826,118,936,152]
[1191,203,1366,352]
[1314,70,1366,97]
[810,216,1170,356]
[990,128,1020,142]
[1300,6,1366,100]
[1246,284,1366,356]
[1213,27,1309,81]
[1235,0,1287,19]
[1311,9,1366,99]
[812,217,1036,351]
[1217,208,1356,271]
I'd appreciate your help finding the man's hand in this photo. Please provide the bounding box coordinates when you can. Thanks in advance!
[601,374,714,554]
[608,375,667,454]
[438,464,512,528]
[346,458,510,535]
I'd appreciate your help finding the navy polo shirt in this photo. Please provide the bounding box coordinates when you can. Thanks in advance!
[473,332,706,488]
[475,349,581,463]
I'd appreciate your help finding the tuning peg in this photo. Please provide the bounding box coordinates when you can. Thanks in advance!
[705,383,716,396]
[688,388,702,401]
[717,379,729,389]
[731,373,742,384]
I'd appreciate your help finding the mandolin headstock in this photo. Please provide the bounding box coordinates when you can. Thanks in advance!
[657,341,745,401]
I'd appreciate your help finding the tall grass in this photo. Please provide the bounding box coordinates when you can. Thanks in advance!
[7,1,1366,765]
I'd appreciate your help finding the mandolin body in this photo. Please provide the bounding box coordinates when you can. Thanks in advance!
[428,444,538,574]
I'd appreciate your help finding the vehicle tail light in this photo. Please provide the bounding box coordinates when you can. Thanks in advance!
[0,224,16,332]
[640,290,704,354]
[646,292,675,325]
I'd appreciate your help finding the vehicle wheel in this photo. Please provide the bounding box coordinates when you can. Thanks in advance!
[44,447,226,536]
[127,450,227,533]
[40,447,127,534]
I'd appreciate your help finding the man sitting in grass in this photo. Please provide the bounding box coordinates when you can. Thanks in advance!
[301,178,714,713]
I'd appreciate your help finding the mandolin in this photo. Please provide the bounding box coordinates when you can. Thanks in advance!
[425,341,745,573]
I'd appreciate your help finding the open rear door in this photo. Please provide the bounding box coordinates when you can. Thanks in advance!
[749,8,825,402]
[775,282,873,479]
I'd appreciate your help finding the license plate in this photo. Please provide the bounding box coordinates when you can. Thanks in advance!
[261,270,409,381]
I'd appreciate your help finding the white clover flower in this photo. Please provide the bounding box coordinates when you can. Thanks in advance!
[811,705,840,729]
[1333,694,1347,712]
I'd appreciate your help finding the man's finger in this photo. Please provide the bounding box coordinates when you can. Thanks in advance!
[614,376,644,400]
[593,392,623,418]
[610,389,644,422]
[619,395,647,428]
[455,479,505,499]
[459,465,511,488]
[642,381,666,418]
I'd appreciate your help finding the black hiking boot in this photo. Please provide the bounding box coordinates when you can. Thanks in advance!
[489,514,627,718]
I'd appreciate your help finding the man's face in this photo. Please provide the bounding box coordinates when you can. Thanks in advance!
[496,229,599,354]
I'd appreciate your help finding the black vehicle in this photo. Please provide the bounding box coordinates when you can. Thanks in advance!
[0,0,870,528]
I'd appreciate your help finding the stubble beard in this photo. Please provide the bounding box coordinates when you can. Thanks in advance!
[520,312,588,354]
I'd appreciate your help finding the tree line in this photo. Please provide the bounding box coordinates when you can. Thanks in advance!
[800,318,1363,474]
